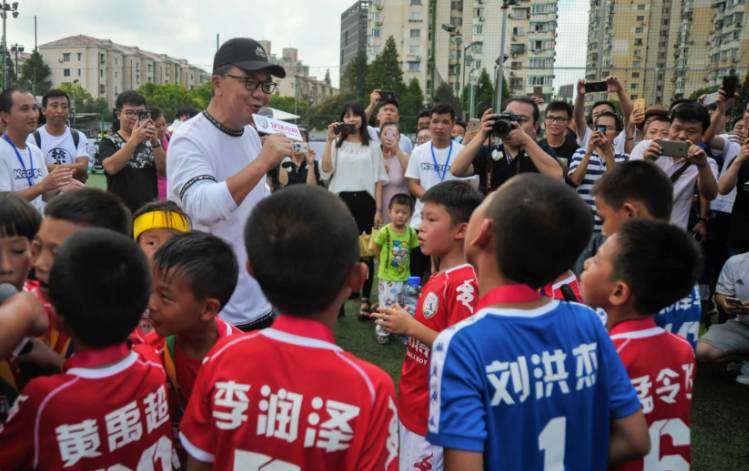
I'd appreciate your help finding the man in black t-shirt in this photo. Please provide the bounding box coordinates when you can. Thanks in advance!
[538,100,579,166]
[100,90,165,212]
[450,97,563,194]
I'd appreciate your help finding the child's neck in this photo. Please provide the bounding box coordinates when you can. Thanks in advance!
[436,244,466,272]
[390,222,407,233]
[176,319,219,360]
[605,305,645,331]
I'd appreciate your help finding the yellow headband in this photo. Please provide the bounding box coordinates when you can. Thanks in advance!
[133,210,190,241]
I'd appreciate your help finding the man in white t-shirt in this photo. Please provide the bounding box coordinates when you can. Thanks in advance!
[168,38,292,330]
[365,89,414,154]
[0,88,73,213]
[630,102,718,230]
[28,89,89,182]
[406,103,464,229]
[573,76,633,155]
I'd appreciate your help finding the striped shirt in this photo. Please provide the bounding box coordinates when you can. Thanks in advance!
[568,149,629,231]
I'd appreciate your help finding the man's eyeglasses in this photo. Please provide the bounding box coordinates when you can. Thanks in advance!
[121,109,145,117]
[223,74,277,94]
[545,116,569,124]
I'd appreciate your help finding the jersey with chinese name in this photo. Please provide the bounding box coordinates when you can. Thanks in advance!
[398,263,478,437]
[610,317,695,471]
[179,315,399,471]
[0,346,172,470]
[541,271,581,302]
[427,301,641,470]
[24,279,74,358]
[654,284,700,350]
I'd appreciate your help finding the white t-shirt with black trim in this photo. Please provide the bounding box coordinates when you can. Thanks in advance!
[26,125,89,166]
[167,112,271,326]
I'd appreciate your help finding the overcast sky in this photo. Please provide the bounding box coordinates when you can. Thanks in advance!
[9,0,587,92]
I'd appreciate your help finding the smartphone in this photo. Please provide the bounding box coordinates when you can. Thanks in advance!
[723,74,739,97]
[291,142,308,154]
[335,123,357,135]
[137,110,151,122]
[584,81,608,93]
[533,86,543,98]
[596,125,608,134]
[633,98,646,114]
[703,92,719,106]
[656,139,689,158]
[379,90,397,102]
[466,118,481,133]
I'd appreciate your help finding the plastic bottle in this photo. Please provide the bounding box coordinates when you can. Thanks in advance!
[401,276,422,316]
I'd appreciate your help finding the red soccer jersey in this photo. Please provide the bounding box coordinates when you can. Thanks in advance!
[0,343,173,470]
[397,263,478,436]
[24,279,74,358]
[179,315,398,471]
[610,317,695,471]
[542,270,582,302]
[142,317,240,411]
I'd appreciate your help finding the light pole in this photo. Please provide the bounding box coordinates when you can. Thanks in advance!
[495,0,517,112]
[461,41,482,101]
[440,23,462,95]
[0,1,19,89]
[469,67,479,118]
[10,42,21,84]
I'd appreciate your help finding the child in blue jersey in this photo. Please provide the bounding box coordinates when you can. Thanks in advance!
[427,173,649,470]
[592,160,701,349]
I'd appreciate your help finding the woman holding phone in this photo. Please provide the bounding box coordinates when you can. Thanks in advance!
[379,122,410,223]
[321,102,389,319]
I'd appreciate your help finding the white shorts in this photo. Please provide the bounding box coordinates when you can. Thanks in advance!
[399,420,443,471]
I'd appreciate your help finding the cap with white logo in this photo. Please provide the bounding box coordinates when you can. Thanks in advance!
[213,37,286,78]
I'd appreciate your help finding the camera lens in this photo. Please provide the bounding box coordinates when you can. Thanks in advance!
[492,119,512,138]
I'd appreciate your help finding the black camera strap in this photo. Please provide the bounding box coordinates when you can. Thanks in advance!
[670,161,692,183]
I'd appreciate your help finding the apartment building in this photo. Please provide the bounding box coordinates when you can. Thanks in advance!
[340,0,371,80]
[262,42,337,105]
[365,0,559,102]
[39,35,208,108]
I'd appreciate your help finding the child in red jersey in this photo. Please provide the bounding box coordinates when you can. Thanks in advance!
[0,228,172,470]
[140,231,240,466]
[180,185,398,471]
[373,180,483,470]
[581,219,701,470]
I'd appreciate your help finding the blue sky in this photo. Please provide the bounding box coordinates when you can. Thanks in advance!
[9,0,588,93]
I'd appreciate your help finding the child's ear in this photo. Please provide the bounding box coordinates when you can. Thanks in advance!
[608,280,632,308]
[200,298,222,322]
[622,202,639,219]
[469,218,494,250]
[453,221,469,240]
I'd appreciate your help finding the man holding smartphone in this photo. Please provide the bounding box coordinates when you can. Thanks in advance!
[100,90,165,212]
[365,89,413,153]
[574,76,634,154]
[629,102,718,230]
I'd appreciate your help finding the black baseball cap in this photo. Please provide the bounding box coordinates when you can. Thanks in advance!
[213,38,286,78]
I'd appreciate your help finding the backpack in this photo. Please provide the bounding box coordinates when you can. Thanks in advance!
[32,127,81,150]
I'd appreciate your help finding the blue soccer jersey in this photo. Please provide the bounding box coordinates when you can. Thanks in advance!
[427,301,640,470]
[654,284,700,350]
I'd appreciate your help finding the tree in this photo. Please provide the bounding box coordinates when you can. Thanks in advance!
[19,50,51,96]
[138,82,201,120]
[688,85,719,102]
[367,36,406,99]
[324,69,331,86]
[433,81,462,117]
[58,83,109,115]
[270,95,310,120]
[460,69,494,118]
[340,52,369,105]
[306,92,355,130]
[188,81,212,109]
[400,78,425,133]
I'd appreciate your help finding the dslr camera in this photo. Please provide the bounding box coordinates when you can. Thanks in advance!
[492,112,521,138]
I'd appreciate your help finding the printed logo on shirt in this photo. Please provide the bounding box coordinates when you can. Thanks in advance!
[13,168,43,180]
[48,147,72,165]
[422,292,439,319]
[420,162,450,173]
[456,280,476,313]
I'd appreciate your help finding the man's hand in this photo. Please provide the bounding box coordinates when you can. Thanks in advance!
[7,292,48,338]
[577,79,587,97]
[505,122,531,147]
[369,89,381,107]
[41,165,74,192]
[587,130,602,153]
[372,304,417,336]
[737,141,749,163]
[531,95,545,107]
[61,178,85,192]
[692,220,707,243]
[478,108,497,138]
[644,141,663,161]
[131,119,152,144]
[598,132,613,157]
[326,122,340,142]
[630,108,645,126]
[685,142,708,168]
[305,148,317,165]
[606,75,623,93]
[257,134,293,172]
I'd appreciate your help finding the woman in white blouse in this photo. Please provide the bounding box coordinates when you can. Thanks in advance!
[321,102,389,318]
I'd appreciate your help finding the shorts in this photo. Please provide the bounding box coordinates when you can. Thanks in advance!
[378,280,405,307]
[399,421,443,471]
[700,319,749,354]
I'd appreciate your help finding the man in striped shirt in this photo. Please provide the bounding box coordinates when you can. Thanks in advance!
[568,111,629,273]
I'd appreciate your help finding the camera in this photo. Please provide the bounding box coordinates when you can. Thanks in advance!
[280,156,294,170]
[292,142,308,154]
[334,123,357,135]
[491,112,521,138]
[379,90,397,103]
[137,110,151,122]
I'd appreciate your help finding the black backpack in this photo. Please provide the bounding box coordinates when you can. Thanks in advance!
[32,127,81,149]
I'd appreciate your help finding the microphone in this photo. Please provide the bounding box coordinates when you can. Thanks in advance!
[0,283,17,304]
[257,107,274,118]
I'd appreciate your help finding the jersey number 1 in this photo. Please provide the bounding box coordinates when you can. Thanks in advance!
[538,416,566,471]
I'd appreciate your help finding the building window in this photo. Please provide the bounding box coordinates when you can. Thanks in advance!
[635,26,643,33]
[408,62,420,72]
[77,69,81,76]
[636,16,644,21]
[62,53,70,62]
[99,84,105,94]
[100,54,105,65]
[637,4,646,9]
[410,28,420,38]
[373,29,380,37]
[77,52,82,61]
[473,24,483,34]
[100,69,104,78]
[63,68,70,77]
[632,71,640,78]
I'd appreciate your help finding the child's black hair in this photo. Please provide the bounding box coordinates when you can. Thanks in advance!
[244,185,359,316]
[48,228,150,348]
[669,101,710,133]
[489,173,593,288]
[592,160,673,221]
[44,188,131,235]
[389,193,415,212]
[613,219,702,315]
[421,180,484,225]
[153,231,238,308]
[0,193,41,240]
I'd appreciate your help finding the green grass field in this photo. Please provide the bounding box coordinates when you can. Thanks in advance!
[89,173,749,469]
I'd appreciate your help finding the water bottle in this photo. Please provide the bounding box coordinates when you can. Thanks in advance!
[401,276,422,316]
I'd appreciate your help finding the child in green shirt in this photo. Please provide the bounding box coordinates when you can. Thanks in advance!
[374,193,419,343]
